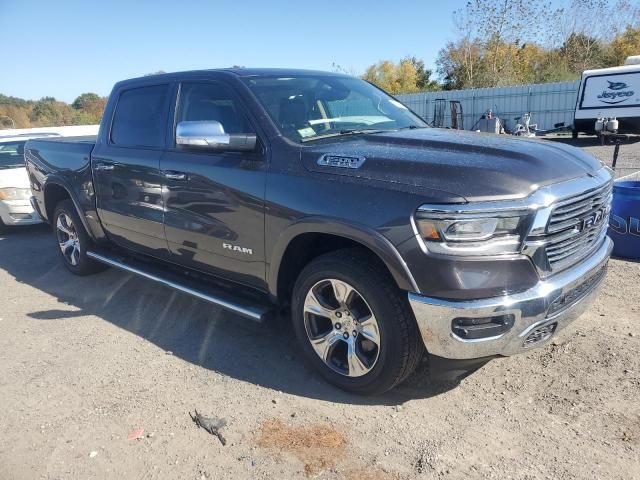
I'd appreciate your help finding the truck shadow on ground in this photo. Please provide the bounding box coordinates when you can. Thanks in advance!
[0,226,484,405]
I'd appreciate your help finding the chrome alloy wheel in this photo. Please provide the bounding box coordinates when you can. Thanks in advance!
[303,279,381,377]
[56,213,81,266]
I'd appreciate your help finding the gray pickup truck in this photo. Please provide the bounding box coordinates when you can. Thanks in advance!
[25,69,613,394]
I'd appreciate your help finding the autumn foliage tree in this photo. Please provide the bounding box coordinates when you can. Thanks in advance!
[436,0,640,90]
[610,26,640,66]
[362,57,439,94]
[0,93,106,129]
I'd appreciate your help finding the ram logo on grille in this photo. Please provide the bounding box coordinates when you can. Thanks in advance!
[578,206,608,232]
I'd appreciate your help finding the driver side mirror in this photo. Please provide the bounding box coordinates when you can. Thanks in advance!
[176,120,257,152]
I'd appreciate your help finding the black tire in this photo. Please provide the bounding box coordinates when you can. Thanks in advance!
[572,129,579,139]
[291,248,423,395]
[52,199,105,276]
[0,217,7,234]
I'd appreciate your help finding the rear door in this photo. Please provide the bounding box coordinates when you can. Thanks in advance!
[160,80,268,289]
[92,83,173,256]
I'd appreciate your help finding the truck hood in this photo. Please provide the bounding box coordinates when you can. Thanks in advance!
[0,167,30,189]
[301,128,602,202]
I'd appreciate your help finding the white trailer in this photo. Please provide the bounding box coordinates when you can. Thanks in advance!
[574,57,640,135]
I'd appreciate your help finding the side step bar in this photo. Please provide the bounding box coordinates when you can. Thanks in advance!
[87,251,271,323]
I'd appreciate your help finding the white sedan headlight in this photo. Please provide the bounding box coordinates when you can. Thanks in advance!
[0,187,31,201]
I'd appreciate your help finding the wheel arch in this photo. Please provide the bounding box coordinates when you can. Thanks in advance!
[44,179,95,241]
[269,218,419,304]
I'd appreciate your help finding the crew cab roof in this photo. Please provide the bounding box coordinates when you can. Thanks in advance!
[113,68,349,88]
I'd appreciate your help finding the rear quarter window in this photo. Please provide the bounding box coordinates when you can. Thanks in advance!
[110,84,170,148]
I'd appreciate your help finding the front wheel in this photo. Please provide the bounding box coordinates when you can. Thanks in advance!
[291,249,423,395]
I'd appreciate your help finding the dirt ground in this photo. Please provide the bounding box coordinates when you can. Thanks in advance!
[1,137,639,480]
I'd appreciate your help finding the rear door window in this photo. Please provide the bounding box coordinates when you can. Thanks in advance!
[111,84,170,148]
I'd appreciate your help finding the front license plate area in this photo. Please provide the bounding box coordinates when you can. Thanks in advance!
[547,264,607,317]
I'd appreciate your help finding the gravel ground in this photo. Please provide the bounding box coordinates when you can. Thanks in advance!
[1,138,639,480]
[543,134,640,180]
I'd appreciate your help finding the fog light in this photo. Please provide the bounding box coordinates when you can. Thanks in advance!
[452,314,515,340]
[523,322,557,347]
[10,213,32,220]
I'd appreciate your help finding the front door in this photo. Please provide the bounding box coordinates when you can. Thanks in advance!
[160,81,267,289]
[92,83,172,257]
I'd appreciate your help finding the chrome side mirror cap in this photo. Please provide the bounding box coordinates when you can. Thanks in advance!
[176,121,257,152]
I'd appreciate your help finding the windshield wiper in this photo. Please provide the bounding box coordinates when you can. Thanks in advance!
[339,128,384,135]
[300,128,385,142]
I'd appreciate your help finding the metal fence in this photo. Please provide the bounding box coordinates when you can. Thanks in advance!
[396,80,581,132]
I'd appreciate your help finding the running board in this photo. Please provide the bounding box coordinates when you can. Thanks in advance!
[86,250,271,323]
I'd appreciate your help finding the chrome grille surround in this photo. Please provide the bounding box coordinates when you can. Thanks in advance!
[544,184,612,270]
[523,169,613,277]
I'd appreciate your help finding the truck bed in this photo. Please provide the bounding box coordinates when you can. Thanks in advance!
[24,136,98,223]
[26,135,96,169]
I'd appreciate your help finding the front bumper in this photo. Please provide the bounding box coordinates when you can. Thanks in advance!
[0,199,42,226]
[408,236,612,359]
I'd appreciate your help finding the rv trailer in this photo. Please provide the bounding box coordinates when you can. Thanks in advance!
[574,56,640,136]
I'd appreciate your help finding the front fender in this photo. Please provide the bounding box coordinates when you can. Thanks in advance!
[267,216,420,298]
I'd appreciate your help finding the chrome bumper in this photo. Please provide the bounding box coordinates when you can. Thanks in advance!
[408,236,613,360]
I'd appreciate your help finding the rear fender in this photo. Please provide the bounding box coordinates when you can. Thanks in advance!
[43,175,107,242]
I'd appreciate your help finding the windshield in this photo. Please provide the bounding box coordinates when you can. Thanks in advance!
[0,141,26,169]
[243,75,427,142]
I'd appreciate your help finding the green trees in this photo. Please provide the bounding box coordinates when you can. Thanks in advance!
[361,0,639,94]
[0,93,106,129]
[610,26,640,66]
[72,93,101,110]
[436,0,640,90]
[30,97,64,125]
[71,93,106,124]
[362,57,439,94]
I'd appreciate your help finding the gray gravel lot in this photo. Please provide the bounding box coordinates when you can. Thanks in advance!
[1,137,639,480]
[543,134,640,179]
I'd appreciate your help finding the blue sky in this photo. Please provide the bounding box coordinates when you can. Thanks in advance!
[1,0,472,102]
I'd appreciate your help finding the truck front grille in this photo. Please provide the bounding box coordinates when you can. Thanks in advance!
[543,181,612,272]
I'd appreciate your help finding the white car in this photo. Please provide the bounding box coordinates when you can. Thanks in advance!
[0,126,99,233]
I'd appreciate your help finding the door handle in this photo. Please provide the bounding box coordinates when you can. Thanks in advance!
[94,163,115,171]
[164,171,188,180]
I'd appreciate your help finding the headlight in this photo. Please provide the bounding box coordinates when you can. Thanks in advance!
[418,216,522,242]
[415,209,531,256]
[0,188,31,201]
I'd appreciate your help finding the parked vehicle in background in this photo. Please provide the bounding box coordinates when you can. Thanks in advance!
[0,126,99,233]
[25,69,613,395]
[574,56,640,136]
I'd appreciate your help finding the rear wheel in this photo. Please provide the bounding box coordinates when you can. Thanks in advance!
[0,217,7,234]
[53,199,105,276]
[291,249,423,395]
